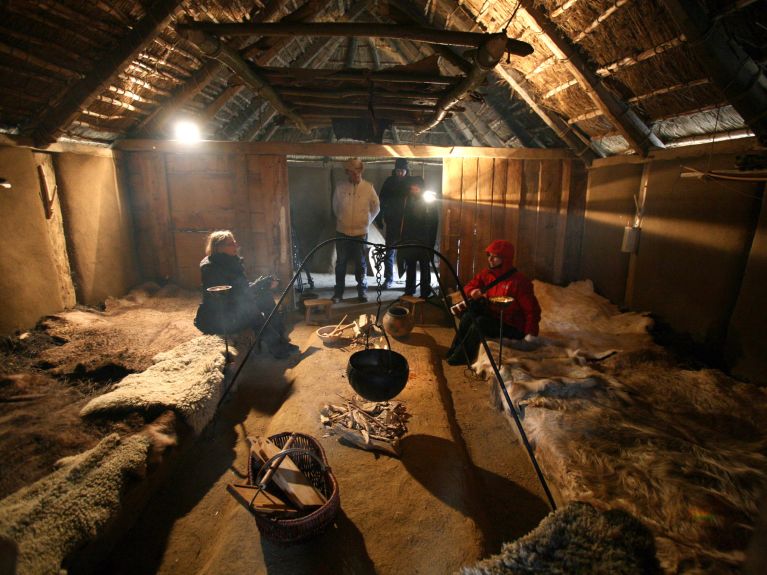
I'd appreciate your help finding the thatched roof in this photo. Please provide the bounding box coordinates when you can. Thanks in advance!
[1,0,765,157]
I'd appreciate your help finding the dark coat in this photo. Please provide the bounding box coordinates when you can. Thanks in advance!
[398,191,439,259]
[376,173,409,242]
[194,253,263,335]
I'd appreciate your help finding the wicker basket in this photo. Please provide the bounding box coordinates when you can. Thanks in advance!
[248,432,340,545]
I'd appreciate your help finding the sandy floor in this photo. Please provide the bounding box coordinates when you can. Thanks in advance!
[99,299,550,575]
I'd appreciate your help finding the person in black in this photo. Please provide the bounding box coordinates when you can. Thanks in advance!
[194,230,298,359]
[376,158,410,288]
[399,176,439,298]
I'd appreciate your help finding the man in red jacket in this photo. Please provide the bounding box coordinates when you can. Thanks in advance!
[446,239,541,366]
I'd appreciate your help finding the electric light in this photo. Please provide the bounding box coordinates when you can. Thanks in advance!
[423,190,437,203]
[174,120,201,143]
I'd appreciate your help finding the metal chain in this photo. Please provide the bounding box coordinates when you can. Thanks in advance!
[372,244,387,325]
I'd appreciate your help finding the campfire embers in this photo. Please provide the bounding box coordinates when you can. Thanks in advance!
[320,395,409,457]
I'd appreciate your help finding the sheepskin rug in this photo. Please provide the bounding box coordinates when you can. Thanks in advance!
[80,335,227,434]
[471,281,767,573]
[0,433,152,575]
[461,502,661,575]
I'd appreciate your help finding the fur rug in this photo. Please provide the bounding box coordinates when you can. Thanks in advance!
[471,281,767,573]
[80,335,227,434]
[0,432,154,575]
[461,502,660,575]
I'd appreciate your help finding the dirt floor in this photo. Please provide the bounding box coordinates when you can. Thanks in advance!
[1,279,551,574]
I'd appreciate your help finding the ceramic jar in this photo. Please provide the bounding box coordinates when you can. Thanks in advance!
[383,305,415,339]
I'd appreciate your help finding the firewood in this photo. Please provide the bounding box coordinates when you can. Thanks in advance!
[254,437,326,509]
[330,423,401,457]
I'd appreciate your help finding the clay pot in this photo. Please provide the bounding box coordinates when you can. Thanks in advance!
[382,305,414,340]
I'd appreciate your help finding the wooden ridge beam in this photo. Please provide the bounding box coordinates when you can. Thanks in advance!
[517,0,663,155]
[27,0,184,146]
[176,22,534,56]
[113,139,576,160]
[260,68,460,85]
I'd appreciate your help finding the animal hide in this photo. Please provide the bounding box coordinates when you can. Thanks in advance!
[471,281,767,573]
[80,335,227,434]
[461,502,661,575]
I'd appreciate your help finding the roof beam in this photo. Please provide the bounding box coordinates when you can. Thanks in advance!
[661,0,767,146]
[133,0,312,137]
[393,0,599,159]
[175,22,534,56]
[517,0,663,155]
[177,27,309,133]
[27,0,183,146]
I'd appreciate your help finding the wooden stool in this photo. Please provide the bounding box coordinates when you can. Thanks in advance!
[399,295,425,324]
[304,298,333,325]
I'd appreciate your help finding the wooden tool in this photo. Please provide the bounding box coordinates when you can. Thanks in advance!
[258,433,297,487]
[254,437,327,509]
[227,483,298,515]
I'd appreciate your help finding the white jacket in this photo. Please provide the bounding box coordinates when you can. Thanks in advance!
[333,179,380,236]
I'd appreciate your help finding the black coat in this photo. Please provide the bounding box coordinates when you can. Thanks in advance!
[194,253,262,334]
[398,192,439,259]
[376,174,409,241]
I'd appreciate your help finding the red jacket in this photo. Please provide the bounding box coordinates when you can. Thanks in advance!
[463,240,541,336]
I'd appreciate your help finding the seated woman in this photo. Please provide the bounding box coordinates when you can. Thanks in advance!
[194,230,298,359]
[446,239,541,366]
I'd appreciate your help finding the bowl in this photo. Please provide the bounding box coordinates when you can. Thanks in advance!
[316,325,353,347]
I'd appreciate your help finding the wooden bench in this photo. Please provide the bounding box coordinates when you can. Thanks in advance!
[304,298,333,325]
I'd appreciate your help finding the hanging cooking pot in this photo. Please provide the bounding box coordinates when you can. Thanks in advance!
[347,348,409,402]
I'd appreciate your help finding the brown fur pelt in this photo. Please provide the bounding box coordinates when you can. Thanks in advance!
[460,502,661,575]
[490,347,767,573]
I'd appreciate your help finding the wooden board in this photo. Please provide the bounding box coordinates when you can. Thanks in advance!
[254,437,327,509]
[227,483,298,515]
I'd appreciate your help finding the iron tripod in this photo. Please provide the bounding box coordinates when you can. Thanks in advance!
[221,237,557,512]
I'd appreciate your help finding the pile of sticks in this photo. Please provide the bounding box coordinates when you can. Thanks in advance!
[320,394,409,457]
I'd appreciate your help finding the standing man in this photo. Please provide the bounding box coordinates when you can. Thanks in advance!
[332,158,380,303]
[376,158,410,288]
[399,176,439,299]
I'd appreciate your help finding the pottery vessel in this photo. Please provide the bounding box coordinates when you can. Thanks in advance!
[383,305,415,339]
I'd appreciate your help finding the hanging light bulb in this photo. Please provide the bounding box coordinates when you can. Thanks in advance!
[174,119,201,143]
[423,190,437,203]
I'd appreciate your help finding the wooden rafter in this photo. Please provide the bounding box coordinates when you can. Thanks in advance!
[517,0,663,155]
[177,27,309,133]
[386,0,538,147]
[133,0,302,137]
[423,0,600,159]
[661,0,767,146]
[27,0,184,146]
[175,22,534,56]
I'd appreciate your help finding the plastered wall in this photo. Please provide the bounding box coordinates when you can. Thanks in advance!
[55,153,140,305]
[581,140,765,385]
[0,144,140,335]
[0,146,66,333]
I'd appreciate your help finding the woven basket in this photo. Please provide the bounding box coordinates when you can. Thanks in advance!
[248,432,340,545]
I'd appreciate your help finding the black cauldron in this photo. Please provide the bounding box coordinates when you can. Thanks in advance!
[347,349,409,402]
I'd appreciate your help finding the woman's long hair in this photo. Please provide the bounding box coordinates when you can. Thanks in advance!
[204,230,235,256]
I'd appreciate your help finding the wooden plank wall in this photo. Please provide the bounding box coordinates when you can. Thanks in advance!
[441,157,584,289]
[126,151,291,291]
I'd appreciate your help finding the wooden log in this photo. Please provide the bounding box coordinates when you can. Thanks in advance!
[331,423,401,457]
[254,437,326,509]
[226,483,298,515]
